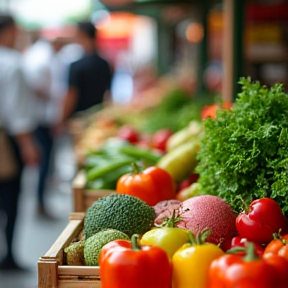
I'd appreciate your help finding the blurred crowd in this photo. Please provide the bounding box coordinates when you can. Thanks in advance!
[0,13,112,271]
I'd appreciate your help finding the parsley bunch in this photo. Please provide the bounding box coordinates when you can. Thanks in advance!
[196,78,288,215]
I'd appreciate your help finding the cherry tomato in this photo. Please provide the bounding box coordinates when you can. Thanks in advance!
[152,129,173,152]
[117,125,139,143]
[236,198,288,244]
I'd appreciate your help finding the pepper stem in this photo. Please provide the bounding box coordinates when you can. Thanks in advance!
[226,247,246,254]
[187,231,197,245]
[131,234,142,251]
[243,242,259,262]
[187,227,211,246]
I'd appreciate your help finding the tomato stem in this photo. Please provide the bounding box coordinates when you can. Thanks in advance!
[131,162,141,174]
[272,231,288,245]
[236,196,250,213]
[161,210,183,228]
[131,234,142,251]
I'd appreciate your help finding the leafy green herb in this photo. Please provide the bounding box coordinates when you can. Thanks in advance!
[196,78,288,215]
[135,89,216,133]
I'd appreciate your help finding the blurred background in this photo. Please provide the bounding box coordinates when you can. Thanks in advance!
[1,0,288,287]
[1,0,288,98]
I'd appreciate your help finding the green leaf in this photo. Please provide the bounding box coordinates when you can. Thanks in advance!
[196,78,288,215]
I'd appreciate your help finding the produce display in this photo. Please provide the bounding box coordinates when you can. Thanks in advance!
[62,78,288,287]
[63,193,288,288]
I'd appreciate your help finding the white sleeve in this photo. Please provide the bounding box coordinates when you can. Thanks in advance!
[2,64,37,135]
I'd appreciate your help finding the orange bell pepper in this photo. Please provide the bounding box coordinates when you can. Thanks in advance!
[264,232,288,261]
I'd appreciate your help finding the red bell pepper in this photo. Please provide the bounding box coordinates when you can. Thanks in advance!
[208,242,288,288]
[236,198,288,244]
[225,236,265,257]
[99,234,172,288]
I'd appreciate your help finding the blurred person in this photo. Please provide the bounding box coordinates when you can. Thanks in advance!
[0,14,39,270]
[60,21,112,122]
[50,41,84,122]
[22,35,57,218]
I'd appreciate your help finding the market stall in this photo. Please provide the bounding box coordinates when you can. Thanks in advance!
[38,1,288,288]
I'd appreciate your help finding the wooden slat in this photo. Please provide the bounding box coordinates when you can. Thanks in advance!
[72,171,86,212]
[85,189,116,198]
[41,214,84,263]
[69,212,85,221]
[58,266,100,277]
[72,170,116,212]
[58,279,101,288]
[38,260,58,288]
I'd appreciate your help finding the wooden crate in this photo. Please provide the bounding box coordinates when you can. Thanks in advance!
[72,170,115,212]
[38,213,101,288]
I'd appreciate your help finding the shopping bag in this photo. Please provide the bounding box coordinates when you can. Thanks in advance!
[0,128,18,180]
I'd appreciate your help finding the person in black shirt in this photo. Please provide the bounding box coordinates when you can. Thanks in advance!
[61,21,112,121]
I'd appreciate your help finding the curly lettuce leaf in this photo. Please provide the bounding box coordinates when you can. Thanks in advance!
[196,77,288,214]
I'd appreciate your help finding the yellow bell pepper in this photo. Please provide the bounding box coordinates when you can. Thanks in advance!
[140,211,189,259]
[172,228,224,288]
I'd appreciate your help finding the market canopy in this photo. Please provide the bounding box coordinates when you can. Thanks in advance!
[1,0,92,29]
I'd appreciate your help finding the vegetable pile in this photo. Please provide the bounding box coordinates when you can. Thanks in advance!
[63,194,288,288]
[63,77,288,287]
[197,78,288,215]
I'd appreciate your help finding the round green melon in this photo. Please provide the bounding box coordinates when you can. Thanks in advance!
[84,229,129,266]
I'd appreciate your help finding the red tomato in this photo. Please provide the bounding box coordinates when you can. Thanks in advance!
[236,198,288,244]
[117,125,139,143]
[116,166,176,206]
[264,234,288,261]
[201,104,217,120]
[152,129,173,152]
[201,102,233,121]
[225,236,265,257]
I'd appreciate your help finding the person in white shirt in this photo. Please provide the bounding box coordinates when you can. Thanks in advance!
[0,14,39,270]
[22,35,83,217]
[22,37,56,218]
